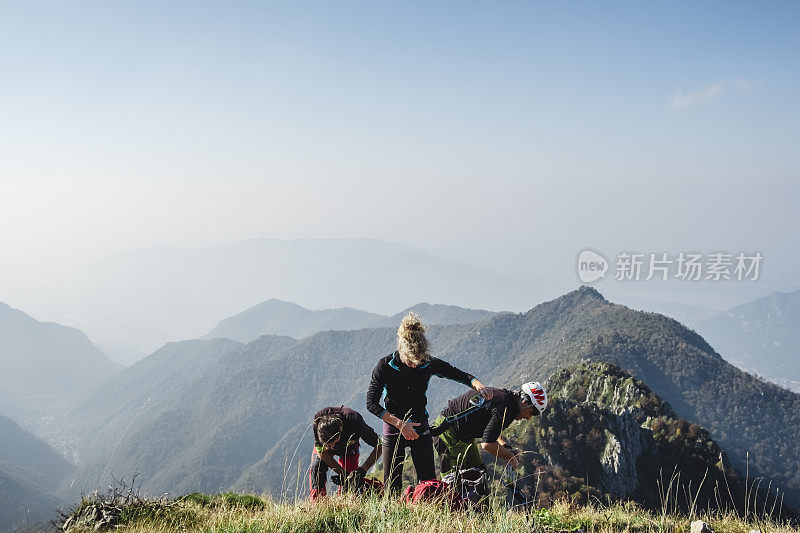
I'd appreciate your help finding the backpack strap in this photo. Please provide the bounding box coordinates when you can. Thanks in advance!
[430,395,488,437]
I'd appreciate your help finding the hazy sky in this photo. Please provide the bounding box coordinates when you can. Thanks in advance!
[2,1,798,284]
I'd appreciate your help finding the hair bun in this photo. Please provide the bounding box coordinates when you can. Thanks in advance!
[397,311,430,364]
[399,311,426,334]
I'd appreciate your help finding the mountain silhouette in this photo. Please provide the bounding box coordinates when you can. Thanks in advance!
[696,288,800,392]
[0,414,73,531]
[205,299,497,343]
[0,302,120,428]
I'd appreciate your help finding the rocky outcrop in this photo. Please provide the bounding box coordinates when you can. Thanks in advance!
[503,362,794,519]
[599,409,650,497]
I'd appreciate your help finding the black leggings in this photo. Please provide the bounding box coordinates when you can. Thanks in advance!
[382,430,436,494]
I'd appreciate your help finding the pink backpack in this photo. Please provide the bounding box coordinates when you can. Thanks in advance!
[402,479,463,509]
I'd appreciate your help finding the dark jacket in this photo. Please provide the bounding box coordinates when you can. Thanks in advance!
[366,351,475,422]
[313,406,379,456]
[441,387,520,443]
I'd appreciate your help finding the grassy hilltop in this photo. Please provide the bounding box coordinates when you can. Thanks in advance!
[60,491,799,533]
[58,359,799,533]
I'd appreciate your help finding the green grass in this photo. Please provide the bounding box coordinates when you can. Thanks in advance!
[180,493,266,511]
[218,493,267,511]
[61,491,799,533]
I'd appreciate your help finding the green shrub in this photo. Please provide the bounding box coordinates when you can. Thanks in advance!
[219,493,266,510]
[182,492,212,506]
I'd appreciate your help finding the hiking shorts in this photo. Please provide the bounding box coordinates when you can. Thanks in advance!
[431,414,484,475]
[308,446,360,501]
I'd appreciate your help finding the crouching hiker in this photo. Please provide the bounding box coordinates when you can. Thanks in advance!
[309,406,381,501]
[431,382,548,475]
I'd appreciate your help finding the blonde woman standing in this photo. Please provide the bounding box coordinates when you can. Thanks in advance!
[365,312,492,494]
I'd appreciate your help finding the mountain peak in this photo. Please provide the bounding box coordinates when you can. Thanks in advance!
[768,288,800,306]
[536,285,607,310]
[572,285,607,301]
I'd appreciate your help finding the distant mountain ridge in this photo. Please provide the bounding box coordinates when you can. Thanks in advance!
[0,415,73,489]
[29,238,546,360]
[696,288,800,392]
[0,302,120,430]
[0,470,60,533]
[62,338,247,467]
[61,287,800,512]
[0,414,73,531]
[204,299,498,342]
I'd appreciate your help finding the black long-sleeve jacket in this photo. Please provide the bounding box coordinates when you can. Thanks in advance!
[366,351,475,422]
[441,387,520,443]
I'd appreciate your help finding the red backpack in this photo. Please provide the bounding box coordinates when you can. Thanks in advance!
[402,479,463,509]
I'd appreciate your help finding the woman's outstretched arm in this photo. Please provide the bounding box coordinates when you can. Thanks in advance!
[432,359,493,399]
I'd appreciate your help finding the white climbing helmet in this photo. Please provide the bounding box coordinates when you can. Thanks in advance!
[522,382,548,413]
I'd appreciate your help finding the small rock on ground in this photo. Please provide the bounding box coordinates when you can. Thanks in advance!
[690,520,713,533]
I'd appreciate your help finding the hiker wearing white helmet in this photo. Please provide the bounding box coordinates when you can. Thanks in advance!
[522,381,548,413]
[431,382,548,474]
